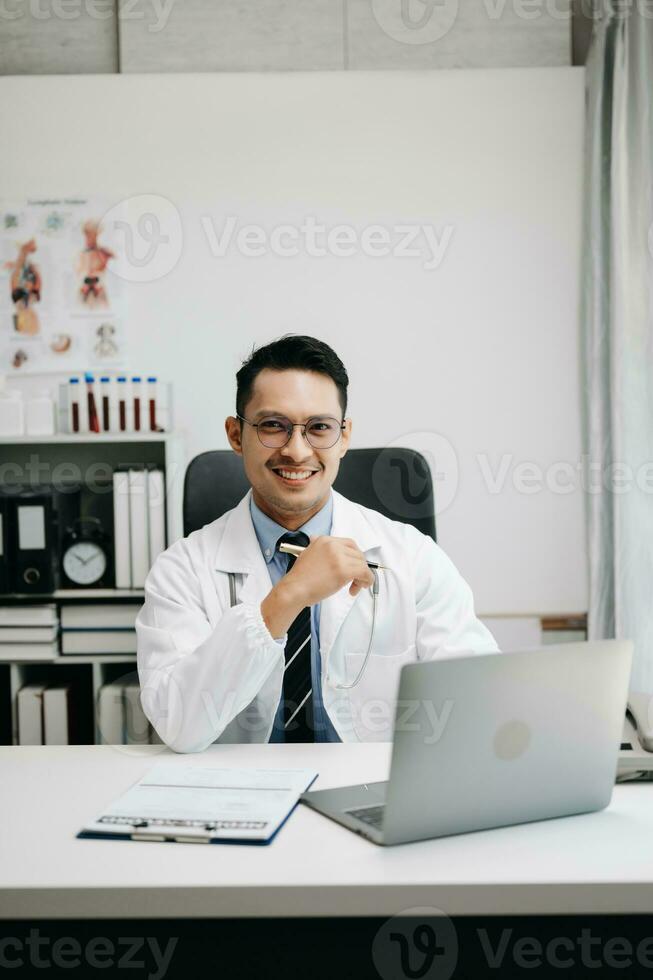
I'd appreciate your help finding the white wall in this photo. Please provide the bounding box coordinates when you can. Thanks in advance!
[0,69,587,616]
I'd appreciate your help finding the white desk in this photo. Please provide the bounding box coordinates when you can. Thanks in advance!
[2,743,653,920]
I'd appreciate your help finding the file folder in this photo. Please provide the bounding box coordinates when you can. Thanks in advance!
[43,684,71,745]
[113,470,131,589]
[128,469,148,589]
[17,683,47,744]
[123,679,151,745]
[0,493,8,594]
[11,489,57,594]
[97,681,125,744]
[147,468,166,568]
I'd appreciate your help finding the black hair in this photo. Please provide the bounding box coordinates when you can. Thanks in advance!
[236,334,349,420]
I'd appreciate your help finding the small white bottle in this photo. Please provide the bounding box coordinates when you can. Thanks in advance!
[25,391,55,436]
[157,381,172,433]
[0,388,24,437]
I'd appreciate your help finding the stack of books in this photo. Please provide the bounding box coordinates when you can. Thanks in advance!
[17,682,73,744]
[60,603,137,656]
[0,604,59,661]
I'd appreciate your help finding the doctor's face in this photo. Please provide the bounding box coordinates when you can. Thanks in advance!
[225,368,351,528]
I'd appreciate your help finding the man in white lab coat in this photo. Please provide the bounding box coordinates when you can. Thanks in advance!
[136,335,497,752]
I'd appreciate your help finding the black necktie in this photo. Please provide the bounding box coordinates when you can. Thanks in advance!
[276,530,314,742]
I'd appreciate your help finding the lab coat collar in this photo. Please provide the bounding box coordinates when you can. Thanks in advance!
[250,491,334,564]
[214,487,383,575]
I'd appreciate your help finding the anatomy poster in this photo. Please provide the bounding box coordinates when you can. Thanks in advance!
[0,198,127,374]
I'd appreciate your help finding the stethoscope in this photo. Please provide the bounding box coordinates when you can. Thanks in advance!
[226,565,383,690]
[324,567,380,690]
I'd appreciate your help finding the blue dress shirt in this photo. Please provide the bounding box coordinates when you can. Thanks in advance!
[249,493,341,743]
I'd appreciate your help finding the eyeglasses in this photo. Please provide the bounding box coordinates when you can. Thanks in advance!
[237,413,346,449]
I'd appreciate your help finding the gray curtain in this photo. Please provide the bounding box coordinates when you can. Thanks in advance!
[582,3,653,691]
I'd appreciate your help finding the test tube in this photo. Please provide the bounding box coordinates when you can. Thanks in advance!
[117,376,127,432]
[147,377,158,431]
[69,378,80,433]
[99,377,111,432]
[132,376,142,432]
[85,373,100,433]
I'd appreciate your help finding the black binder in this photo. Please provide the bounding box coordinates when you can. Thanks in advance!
[0,492,8,593]
[8,488,57,594]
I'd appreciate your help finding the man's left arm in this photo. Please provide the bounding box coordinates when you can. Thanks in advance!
[411,530,499,659]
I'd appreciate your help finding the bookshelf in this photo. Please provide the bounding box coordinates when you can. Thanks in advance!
[0,433,169,444]
[7,654,143,745]
[5,589,144,600]
[0,431,184,746]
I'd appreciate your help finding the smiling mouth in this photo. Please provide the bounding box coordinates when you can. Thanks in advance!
[271,467,320,484]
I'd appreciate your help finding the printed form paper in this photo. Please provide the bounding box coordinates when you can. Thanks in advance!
[79,764,318,843]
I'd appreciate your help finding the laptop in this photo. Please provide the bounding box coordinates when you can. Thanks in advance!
[301,640,633,846]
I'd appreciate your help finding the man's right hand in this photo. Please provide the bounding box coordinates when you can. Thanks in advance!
[260,535,375,639]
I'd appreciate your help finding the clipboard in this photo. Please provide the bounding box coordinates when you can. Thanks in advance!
[77,763,318,845]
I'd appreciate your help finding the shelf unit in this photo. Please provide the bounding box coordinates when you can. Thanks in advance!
[5,589,144,600]
[1,431,184,746]
[0,430,183,546]
[5,651,141,746]
[0,433,169,444]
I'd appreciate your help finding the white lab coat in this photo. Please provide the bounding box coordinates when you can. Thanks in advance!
[136,488,498,752]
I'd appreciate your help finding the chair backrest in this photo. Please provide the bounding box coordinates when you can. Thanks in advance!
[183,447,436,540]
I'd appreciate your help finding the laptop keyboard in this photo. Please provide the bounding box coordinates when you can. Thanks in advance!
[346,804,386,830]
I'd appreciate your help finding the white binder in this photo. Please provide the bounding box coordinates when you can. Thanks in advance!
[123,680,151,745]
[112,471,131,589]
[97,679,151,745]
[97,681,126,744]
[128,469,148,589]
[17,683,46,745]
[43,684,71,745]
[147,469,166,568]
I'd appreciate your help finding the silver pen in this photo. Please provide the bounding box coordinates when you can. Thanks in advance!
[278,541,388,571]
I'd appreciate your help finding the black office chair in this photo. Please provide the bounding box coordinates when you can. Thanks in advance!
[183,447,436,540]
